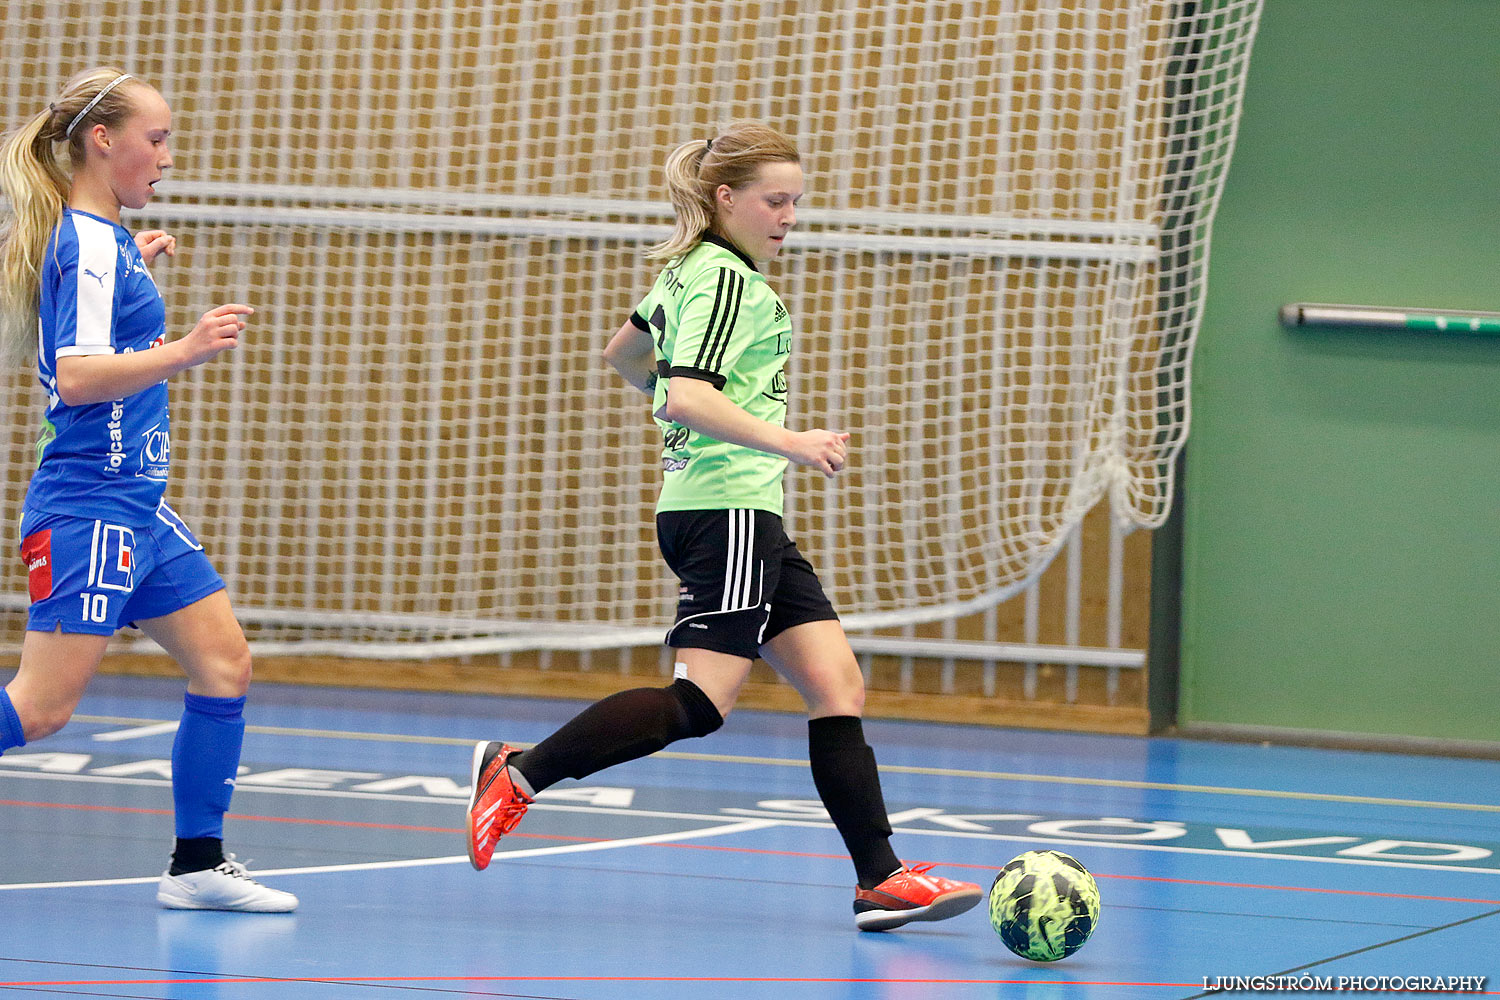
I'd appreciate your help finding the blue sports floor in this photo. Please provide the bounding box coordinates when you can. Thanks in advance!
[1,675,1497,998]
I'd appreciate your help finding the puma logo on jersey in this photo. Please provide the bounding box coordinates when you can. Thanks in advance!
[83,268,109,287]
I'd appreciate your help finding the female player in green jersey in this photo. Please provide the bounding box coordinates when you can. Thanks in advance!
[468,122,980,931]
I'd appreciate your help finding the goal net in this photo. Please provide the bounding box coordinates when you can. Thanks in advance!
[1,1,1262,658]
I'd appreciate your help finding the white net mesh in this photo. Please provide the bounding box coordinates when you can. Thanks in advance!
[1,1,1262,655]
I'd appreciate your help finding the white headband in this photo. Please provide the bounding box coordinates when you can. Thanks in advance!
[64,73,133,140]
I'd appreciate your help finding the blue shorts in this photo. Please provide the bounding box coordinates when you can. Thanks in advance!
[18,502,226,636]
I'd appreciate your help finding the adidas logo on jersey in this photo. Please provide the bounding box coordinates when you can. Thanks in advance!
[773,302,787,323]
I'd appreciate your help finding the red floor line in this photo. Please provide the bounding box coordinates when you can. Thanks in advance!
[926,856,1500,906]
[3,975,1207,988]
[1089,871,1500,906]
[1,798,172,818]
[0,799,463,836]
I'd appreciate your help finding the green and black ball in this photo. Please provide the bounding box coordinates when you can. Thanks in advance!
[988,850,1101,962]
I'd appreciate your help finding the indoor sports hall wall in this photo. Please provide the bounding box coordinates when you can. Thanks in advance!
[1,3,1264,735]
[1178,0,1500,748]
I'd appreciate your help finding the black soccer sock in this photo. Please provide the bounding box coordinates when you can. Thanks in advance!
[809,715,903,890]
[168,836,226,876]
[511,678,723,794]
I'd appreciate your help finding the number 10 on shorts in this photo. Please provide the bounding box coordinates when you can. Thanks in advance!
[80,593,110,623]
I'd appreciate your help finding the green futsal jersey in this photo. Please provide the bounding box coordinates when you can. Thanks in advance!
[629,234,793,516]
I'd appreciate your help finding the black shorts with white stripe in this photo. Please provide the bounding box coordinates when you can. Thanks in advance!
[655,508,839,660]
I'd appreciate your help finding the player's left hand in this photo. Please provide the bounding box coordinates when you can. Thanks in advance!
[135,230,176,264]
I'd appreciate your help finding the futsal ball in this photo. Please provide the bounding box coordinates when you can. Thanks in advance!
[988,850,1100,962]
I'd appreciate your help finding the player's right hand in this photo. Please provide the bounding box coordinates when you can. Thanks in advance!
[789,429,851,478]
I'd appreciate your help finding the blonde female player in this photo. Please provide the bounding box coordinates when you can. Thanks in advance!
[468,122,981,931]
[0,68,295,912]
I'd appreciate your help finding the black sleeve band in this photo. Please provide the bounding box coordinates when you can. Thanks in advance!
[629,311,650,332]
[666,366,727,391]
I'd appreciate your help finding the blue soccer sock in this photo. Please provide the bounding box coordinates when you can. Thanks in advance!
[172,692,246,840]
[0,689,25,755]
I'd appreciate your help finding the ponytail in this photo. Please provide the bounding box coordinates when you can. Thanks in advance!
[0,108,70,366]
[646,121,800,263]
[0,67,140,367]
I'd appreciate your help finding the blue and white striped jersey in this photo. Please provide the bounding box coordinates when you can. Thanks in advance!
[25,208,171,524]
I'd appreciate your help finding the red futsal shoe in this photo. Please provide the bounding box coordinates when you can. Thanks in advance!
[853,862,983,931]
[466,741,533,870]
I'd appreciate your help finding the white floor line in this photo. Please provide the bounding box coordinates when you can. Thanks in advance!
[5,767,1500,878]
[61,714,1500,814]
[91,722,181,742]
[0,818,782,892]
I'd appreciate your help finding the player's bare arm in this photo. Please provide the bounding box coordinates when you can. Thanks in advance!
[602,318,657,394]
[53,303,251,405]
[663,375,848,477]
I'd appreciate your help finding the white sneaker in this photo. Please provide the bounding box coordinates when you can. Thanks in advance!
[157,855,298,912]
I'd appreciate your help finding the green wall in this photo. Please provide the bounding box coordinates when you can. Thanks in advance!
[1178,0,1500,743]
